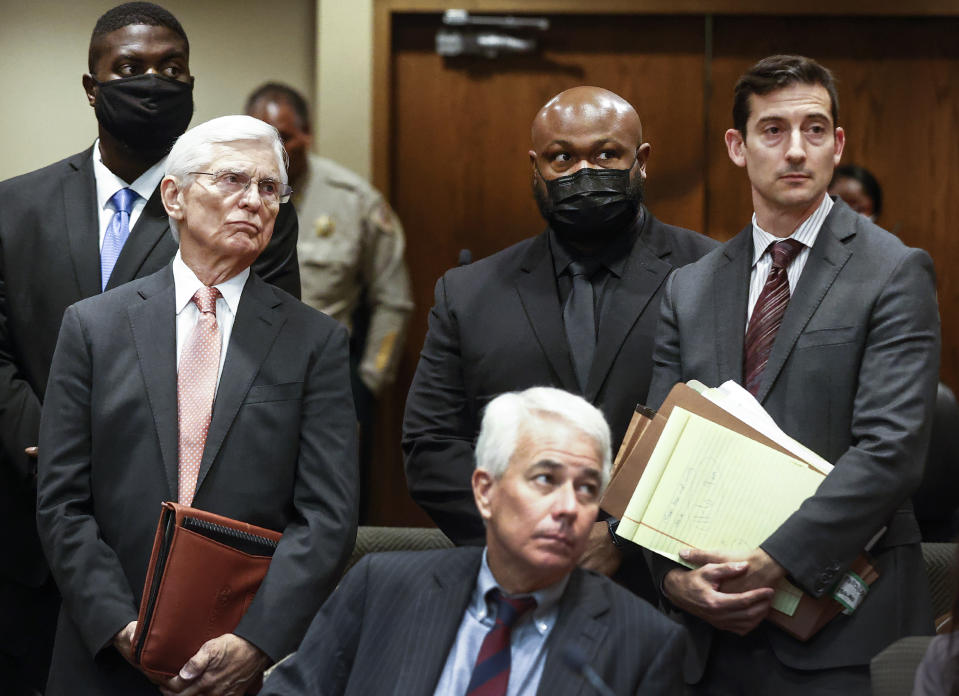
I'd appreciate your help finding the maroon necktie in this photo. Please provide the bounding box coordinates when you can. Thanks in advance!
[743,239,804,397]
[465,589,537,696]
[177,286,222,505]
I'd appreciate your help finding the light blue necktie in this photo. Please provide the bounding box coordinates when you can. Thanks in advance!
[100,187,138,291]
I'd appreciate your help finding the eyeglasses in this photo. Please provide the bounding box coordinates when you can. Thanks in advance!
[189,170,293,204]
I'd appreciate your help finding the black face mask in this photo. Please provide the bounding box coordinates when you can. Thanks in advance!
[534,161,643,247]
[92,74,194,154]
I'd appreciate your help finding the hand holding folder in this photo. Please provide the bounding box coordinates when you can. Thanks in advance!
[132,502,282,680]
[601,382,878,641]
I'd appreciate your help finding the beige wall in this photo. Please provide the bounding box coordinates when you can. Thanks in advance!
[0,0,316,181]
[316,0,374,180]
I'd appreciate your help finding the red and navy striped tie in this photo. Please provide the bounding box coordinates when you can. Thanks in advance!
[465,589,537,696]
[743,238,804,397]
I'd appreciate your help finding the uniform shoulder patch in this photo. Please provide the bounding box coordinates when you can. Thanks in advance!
[370,201,398,235]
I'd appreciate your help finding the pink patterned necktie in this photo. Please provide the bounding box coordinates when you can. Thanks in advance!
[177,286,222,505]
[743,239,804,397]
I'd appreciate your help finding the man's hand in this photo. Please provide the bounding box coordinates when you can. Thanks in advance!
[161,633,270,696]
[25,446,38,458]
[663,550,777,636]
[113,620,138,664]
[578,521,623,576]
[112,620,172,687]
[683,547,786,595]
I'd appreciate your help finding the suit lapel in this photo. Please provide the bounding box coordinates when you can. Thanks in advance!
[107,187,175,290]
[61,149,102,299]
[586,212,673,401]
[712,226,752,384]
[756,209,853,402]
[193,275,286,496]
[515,234,579,392]
[127,268,179,498]
[395,549,482,693]
[537,569,609,696]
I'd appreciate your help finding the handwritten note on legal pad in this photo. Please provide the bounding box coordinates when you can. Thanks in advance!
[617,407,824,615]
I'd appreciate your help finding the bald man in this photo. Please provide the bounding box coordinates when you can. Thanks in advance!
[403,87,717,595]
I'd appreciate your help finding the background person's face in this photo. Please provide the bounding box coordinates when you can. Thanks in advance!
[248,99,310,187]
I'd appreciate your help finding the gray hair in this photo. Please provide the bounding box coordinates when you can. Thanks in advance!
[163,115,288,240]
[475,387,612,490]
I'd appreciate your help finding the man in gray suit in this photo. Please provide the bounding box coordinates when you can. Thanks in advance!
[264,387,685,696]
[36,115,357,696]
[646,55,939,693]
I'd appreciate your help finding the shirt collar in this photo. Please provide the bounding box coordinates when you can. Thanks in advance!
[472,548,570,636]
[750,194,833,267]
[549,207,644,280]
[172,250,249,316]
[92,138,166,212]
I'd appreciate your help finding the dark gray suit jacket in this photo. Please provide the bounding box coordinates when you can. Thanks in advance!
[36,267,357,696]
[0,146,300,590]
[647,199,940,678]
[261,547,686,696]
[403,210,717,546]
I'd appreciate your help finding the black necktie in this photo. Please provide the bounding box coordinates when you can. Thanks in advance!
[564,260,600,391]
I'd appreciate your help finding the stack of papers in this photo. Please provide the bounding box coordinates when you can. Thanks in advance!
[617,405,823,615]
[600,381,878,640]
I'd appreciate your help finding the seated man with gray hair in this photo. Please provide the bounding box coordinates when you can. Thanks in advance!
[37,115,358,696]
[262,386,685,696]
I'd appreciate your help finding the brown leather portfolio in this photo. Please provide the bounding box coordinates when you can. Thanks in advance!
[602,383,878,642]
[132,502,282,679]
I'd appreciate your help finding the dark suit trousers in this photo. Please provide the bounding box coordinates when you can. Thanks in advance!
[0,576,59,695]
[687,630,870,696]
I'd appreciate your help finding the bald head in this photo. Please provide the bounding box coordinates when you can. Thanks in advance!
[529,86,649,184]
[531,86,642,149]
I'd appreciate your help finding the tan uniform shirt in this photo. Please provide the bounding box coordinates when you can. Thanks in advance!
[294,154,413,395]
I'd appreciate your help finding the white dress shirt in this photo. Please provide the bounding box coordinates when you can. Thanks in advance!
[746,194,834,326]
[172,251,249,389]
[91,139,167,250]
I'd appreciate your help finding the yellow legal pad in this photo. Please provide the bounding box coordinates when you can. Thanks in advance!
[617,407,825,615]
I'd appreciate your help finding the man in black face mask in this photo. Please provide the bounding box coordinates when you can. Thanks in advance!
[0,5,300,693]
[403,86,717,598]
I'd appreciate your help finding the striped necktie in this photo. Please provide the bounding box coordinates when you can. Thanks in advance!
[466,589,537,696]
[743,239,804,396]
[100,187,138,291]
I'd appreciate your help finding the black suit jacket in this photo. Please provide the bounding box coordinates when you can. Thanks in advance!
[0,146,299,588]
[261,547,686,696]
[403,209,717,545]
[36,268,357,696]
[647,200,939,678]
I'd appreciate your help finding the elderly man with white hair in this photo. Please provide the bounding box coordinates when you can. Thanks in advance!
[262,386,685,696]
[36,115,358,696]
